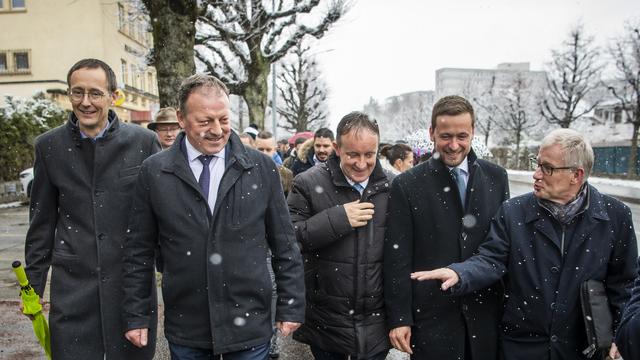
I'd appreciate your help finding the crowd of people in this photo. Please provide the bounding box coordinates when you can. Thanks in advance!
[20,58,640,360]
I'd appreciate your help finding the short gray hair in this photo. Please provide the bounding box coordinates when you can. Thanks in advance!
[178,74,229,115]
[540,128,594,181]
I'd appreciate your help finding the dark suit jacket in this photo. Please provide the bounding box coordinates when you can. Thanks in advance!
[615,257,640,360]
[122,131,305,353]
[450,186,638,360]
[25,110,160,360]
[384,150,509,360]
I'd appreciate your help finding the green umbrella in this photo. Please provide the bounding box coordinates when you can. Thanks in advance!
[12,260,51,359]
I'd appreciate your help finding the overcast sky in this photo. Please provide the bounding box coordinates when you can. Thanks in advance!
[309,0,640,127]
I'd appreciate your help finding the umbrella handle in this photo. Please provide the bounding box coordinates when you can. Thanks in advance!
[12,260,30,288]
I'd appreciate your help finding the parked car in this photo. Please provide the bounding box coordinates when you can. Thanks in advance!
[20,167,33,197]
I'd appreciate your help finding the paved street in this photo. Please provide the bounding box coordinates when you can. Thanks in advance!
[1,178,638,359]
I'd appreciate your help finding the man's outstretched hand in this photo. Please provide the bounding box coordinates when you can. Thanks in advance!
[410,268,459,291]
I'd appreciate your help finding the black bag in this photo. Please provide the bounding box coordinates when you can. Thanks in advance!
[580,279,613,359]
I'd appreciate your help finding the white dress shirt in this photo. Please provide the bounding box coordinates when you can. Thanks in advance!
[185,138,226,213]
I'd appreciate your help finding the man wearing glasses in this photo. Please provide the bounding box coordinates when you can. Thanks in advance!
[411,128,638,359]
[23,58,160,359]
[148,107,181,150]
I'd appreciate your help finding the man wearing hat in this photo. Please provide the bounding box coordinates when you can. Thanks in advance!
[149,107,181,149]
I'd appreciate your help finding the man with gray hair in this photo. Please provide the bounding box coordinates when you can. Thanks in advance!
[411,128,638,359]
[122,74,305,360]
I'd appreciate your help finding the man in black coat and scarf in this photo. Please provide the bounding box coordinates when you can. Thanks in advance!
[288,112,391,359]
[413,128,638,360]
[23,58,161,359]
[122,74,305,360]
[384,95,509,360]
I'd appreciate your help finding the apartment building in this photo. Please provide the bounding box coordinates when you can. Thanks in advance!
[0,0,158,124]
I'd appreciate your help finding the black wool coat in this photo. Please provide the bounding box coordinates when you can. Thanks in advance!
[122,131,305,354]
[616,257,640,360]
[450,185,638,360]
[288,155,391,359]
[25,110,160,360]
[384,150,509,360]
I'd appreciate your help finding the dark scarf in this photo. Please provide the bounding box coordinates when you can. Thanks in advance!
[538,183,589,225]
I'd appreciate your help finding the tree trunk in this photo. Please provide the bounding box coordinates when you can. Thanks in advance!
[243,42,269,129]
[628,121,639,179]
[144,0,198,108]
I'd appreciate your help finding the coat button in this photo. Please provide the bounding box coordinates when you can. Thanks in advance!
[550,266,559,274]
[550,302,556,310]
[462,304,469,312]
[550,335,558,342]
[98,233,105,240]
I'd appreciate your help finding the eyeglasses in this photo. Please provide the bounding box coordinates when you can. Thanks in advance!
[68,89,107,103]
[529,158,576,176]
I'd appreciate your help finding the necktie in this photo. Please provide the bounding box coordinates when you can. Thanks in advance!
[198,155,213,201]
[452,168,466,206]
[353,183,365,194]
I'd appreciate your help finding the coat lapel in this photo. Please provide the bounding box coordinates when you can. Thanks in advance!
[161,133,202,199]
[525,196,562,252]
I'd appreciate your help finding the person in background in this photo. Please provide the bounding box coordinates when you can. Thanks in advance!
[239,132,255,148]
[384,95,509,360]
[148,107,181,149]
[412,128,637,360]
[379,143,414,176]
[256,131,283,166]
[277,138,290,161]
[291,128,334,176]
[283,137,309,170]
[23,58,160,360]
[288,112,391,359]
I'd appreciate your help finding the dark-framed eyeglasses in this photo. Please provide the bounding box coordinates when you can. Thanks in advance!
[68,89,107,103]
[529,158,576,176]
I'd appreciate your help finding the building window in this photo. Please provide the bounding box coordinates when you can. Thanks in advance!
[121,59,128,85]
[0,52,7,72]
[14,51,29,71]
[147,72,154,94]
[0,49,30,74]
[0,0,25,10]
[130,64,137,88]
[118,3,126,32]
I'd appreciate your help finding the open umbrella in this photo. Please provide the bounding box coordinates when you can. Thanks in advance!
[12,260,51,359]
[287,131,314,146]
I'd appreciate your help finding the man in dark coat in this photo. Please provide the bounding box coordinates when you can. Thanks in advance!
[413,128,638,360]
[384,95,509,360]
[23,58,160,360]
[290,127,334,176]
[615,257,640,360]
[122,74,305,359]
[288,112,391,359]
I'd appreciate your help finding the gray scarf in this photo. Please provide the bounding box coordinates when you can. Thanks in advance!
[538,183,589,225]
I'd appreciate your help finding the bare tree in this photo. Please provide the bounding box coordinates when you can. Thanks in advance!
[468,75,500,146]
[195,0,345,129]
[376,92,432,142]
[141,0,201,107]
[609,21,640,178]
[495,72,541,169]
[541,24,601,128]
[277,44,328,132]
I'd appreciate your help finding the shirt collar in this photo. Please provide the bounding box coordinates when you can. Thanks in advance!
[447,156,469,175]
[344,174,369,190]
[79,117,113,140]
[185,136,226,163]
